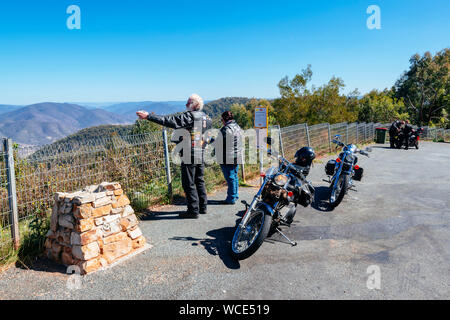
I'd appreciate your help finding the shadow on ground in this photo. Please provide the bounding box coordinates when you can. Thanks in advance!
[142,210,189,220]
[370,146,396,149]
[14,256,67,275]
[168,210,246,270]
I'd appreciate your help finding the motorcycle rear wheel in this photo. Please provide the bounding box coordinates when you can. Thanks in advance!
[330,174,349,208]
[230,205,273,260]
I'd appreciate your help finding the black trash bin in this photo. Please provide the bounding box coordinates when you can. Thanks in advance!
[375,127,387,143]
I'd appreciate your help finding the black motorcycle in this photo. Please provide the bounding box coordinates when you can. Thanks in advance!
[325,135,371,208]
[230,139,315,260]
[395,128,423,149]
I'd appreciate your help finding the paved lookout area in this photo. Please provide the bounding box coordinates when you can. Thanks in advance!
[0,141,449,299]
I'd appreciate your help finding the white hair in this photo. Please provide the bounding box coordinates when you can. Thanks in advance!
[188,93,204,111]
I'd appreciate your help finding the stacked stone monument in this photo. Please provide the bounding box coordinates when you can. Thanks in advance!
[44,182,147,274]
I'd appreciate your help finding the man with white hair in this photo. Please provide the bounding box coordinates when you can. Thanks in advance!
[136,94,212,218]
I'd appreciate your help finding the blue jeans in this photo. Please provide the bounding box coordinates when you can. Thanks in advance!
[220,164,239,202]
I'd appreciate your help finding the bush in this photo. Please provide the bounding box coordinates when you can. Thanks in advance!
[16,212,50,267]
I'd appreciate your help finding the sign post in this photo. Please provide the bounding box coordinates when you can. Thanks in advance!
[254,107,268,186]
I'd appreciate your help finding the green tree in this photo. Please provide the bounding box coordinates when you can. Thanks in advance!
[306,77,359,124]
[230,103,252,129]
[131,118,161,135]
[272,65,359,126]
[394,48,450,127]
[358,89,408,123]
[273,65,312,126]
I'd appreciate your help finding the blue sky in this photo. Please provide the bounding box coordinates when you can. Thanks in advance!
[0,0,449,105]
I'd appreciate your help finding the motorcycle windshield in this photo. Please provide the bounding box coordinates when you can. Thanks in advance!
[345,144,357,153]
[265,166,278,177]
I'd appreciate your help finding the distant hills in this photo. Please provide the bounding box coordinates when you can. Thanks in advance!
[0,104,23,114]
[26,124,135,160]
[0,103,134,145]
[0,98,259,146]
[203,97,253,118]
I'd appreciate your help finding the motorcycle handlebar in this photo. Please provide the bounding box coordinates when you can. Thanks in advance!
[331,139,346,147]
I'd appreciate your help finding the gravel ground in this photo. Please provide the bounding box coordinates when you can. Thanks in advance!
[0,141,449,300]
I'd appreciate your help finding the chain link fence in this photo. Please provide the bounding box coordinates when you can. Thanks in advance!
[279,122,376,161]
[0,121,446,263]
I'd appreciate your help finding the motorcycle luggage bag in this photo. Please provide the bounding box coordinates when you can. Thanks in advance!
[353,167,364,181]
[325,160,336,176]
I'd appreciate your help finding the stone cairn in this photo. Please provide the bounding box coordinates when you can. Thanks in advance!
[44,182,147,274]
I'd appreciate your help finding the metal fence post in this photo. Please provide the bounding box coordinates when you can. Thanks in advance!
[345,123,349,145]
[162,128,173,201]
[327,123,332,152]
[277,125,285,158]
[305,123,311,147]
[356,124,359,143]
[3,138,20,250]
[364,123,367,142]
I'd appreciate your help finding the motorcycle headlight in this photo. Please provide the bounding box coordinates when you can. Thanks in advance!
[274,173,288,186]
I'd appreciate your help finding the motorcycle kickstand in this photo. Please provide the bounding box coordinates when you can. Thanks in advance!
[275,227,297,246]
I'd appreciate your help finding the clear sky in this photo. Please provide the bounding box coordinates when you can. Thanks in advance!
[0,0,449,105]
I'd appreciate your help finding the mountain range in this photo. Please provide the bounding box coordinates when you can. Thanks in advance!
[0,98,256,146]
[0,104,23,114]
[0,103,134,145]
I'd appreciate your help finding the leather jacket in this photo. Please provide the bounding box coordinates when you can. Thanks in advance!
[147,110,212,164]
[402,124,413,135]
[389,121,402,134]
[216,120,243,165]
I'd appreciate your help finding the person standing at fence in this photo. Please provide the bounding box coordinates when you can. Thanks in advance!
[216,111,243,204]
[136,94,212,218]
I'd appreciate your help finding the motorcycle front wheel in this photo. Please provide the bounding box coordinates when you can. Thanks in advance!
[230,205,273,260]
[329,174,349,208]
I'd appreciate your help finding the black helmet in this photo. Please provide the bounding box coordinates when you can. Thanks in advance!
[294,147,315,167]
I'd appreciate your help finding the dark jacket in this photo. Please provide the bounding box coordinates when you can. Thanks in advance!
[147,110,212,163]
[402,124,413,135]
[389,120,401,135]
[216,120,243,165]
[147,110,196,129]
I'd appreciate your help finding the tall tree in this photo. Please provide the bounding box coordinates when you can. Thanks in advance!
[358,89,408,123]
[272,65,359,126]
[394,49,449,127]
